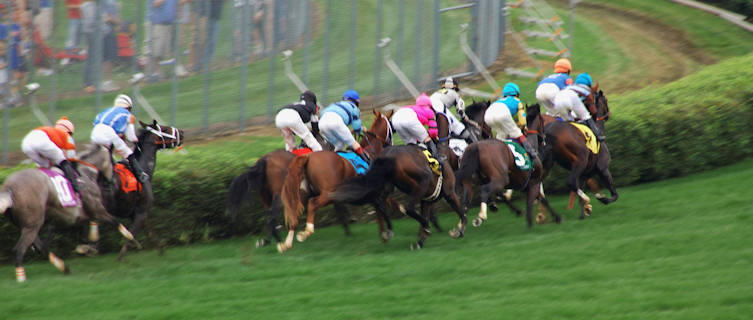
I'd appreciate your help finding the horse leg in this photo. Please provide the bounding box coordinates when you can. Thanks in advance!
[297,194,330,242]
[595,168,619,205]
[473,179,505,227]
[443,185,468,239]
[372,198,394,242]
[497,191,523,217]
[428,205,443,233]
[84,197,142,250]
[257,200,282,248]
[13,226,42,282]
[334,203,352,237]
[117,210,151,261]
[404,197,430,251]
[32,236,69,274]
[565,164,591,219]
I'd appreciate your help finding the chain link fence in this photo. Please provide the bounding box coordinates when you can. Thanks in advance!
[1,0,504,165]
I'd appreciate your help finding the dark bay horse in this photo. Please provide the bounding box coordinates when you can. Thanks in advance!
[80,120,183,260]
[527,85,618,219]
[0,161,141,282]
[331,144,468,250]
[279,110,393,253]
[463,100,493,139]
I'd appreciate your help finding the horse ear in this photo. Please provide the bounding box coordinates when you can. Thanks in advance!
[139,120,148,128]
[373,109,379,117]
[153,119,158,126]
[386,110,394,118]
[593,82,600,92]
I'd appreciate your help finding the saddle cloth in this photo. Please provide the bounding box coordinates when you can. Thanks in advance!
[114,163,141,193]
[504,140,532,171]
[421,150,442,176]
[291,147,313,156]
[569,122,600,154]
[336,151,369,176]
[39,167,80,207]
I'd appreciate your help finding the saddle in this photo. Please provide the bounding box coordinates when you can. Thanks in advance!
[113,163,141,193]
[336,151,369,176]
[569,122,600,154]
[422,150,442,176]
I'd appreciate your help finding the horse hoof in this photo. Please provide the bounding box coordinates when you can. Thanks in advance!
[296,232,307,242]
[276,243,286,253]
[472,218,483,227]
[410,243,422,251]
[380,230,394,242]
[449,228,464,239]
[584,204,593,217]
[536,213,546,224]
[489,203,499,212]
[255,239,269,248]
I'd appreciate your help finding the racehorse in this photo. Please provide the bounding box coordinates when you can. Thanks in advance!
[0,159,141,282]
[80,120,183,260]
[527,85,618,220]
[331,144,468,250]
[278,110,393,253]
[463,100,493,139]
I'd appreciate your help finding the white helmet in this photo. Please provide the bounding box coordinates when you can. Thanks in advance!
[114,94,133,109]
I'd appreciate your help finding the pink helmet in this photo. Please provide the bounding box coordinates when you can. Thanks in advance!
[55,116,74,134]
[416,93,432,107]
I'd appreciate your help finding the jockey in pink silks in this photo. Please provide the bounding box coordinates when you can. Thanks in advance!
[391,93,445,162]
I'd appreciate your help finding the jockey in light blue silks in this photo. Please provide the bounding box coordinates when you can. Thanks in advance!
[552,72,605,141]
[429,77,477,144]
[91,94,149,183]
[535,58,574,116]
[485,82,539,162]
[318,90,370,163]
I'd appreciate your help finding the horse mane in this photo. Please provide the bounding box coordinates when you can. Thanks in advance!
[465,100,491,115]
[526,103,541,124]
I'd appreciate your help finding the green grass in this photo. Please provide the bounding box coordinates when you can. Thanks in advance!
[2,157,752,319]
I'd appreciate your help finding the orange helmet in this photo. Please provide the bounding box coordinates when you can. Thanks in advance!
[55,116,74,134]
[553,58,572,73]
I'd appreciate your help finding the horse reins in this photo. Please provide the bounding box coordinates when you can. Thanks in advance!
[147,124,182,149]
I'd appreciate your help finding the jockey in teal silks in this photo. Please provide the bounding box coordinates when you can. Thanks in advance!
[318,90,370,163]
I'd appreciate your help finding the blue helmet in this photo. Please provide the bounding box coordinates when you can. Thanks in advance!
[343,90,360,104]
[502,82,520,97]
[575,73,593,87]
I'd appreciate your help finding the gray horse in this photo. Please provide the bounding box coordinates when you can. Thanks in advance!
[0,163,141,282]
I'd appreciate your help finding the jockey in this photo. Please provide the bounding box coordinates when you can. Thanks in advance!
[275,90,322,152]
[485,83,539,161]
[91,94,149,183]
[318,89,370,163]
[552,72,605,141]
[391,93,445,162]
[535,58,574,116]
[21,117,81,192]
[429,77,476,143]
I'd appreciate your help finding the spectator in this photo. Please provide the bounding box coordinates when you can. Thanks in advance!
[188,0,208,72]
[6,10,28,106]
[64,0,83,54]
[0,42,9,105]
[147,0,177,81]
[199,0,223,71]
[250,0,265,58]
[175,0,191,75]
[232,0,244,63]
[81,0,119,93]
[32,0,52,41]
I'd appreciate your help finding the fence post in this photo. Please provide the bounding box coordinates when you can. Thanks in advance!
[94,0,103,111]
[396,0,405,96]
[303,0,311,85]
[432,0,440,88]
[266,0,280,119]
[413,0,423,92]
[349,0,357,90]
[321,0,331,104]
[239,0,250,131]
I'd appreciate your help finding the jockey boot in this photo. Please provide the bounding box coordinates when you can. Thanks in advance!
[127,154,150,183]
[355,147,372,164]
[58,160,82,193]
[519,139,540,164]
[426,140,447,163]
[585,118,606,141]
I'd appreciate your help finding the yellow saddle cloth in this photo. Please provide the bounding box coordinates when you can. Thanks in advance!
[570,122,600,154]
[422,150,442,176]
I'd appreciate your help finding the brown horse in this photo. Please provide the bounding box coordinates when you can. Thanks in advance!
[0,160,141,282]
[79,120,184,260]
[463,100,493,139]
[331,144,468,250]
[527,85,618,220]
[279,110,393,253]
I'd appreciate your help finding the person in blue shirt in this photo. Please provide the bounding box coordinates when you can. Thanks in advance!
[552,72,605,141]
[485,82,538,161]
[535,58,573,116]
[318,90,369,163]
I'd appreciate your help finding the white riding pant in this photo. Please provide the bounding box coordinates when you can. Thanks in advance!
[535,83,560,116]
[484,102,523,140]
[553,89,591,121]
[318,112,357,151]
[430,96,466,135]
[275,108,322,151]
[21,130,65,168]
[392,108,429,145]
[91,123,134,158]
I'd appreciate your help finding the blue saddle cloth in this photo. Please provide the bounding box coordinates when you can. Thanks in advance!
[337,151,369,175]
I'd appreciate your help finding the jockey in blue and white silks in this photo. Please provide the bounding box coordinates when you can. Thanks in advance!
[91,94,149,182]
[318,90,369,163]
[274,90,322,151]
[429,77,476,144]
[535,58,574,116]
[552,73,605,141]
[485,82,538,160]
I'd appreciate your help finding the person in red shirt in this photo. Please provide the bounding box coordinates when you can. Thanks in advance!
[65,0,83,51]
[21,117,81,192]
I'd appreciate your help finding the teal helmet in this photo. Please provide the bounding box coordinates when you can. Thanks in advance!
[502,82,520,97]
[575,73,593,87]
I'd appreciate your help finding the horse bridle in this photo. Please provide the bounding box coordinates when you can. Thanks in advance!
[364,113,393,147]
[146,124,182,149]
[593,92,611,122]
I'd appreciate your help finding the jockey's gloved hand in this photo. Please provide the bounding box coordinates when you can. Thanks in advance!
[457,109,465,118]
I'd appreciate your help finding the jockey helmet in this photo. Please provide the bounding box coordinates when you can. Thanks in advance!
[55,116,75,134]
[114,94,134,110]
[416,93,432,107]
[343,90,360,105]
[441,77,459,91]
[300,90,317,105]
[575,73,593,87]
[553,58,572,73]
[502,82,521,97]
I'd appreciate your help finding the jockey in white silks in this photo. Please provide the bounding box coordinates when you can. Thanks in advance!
[552,72,605,141]
[274,90,322,151]
[484,82,539,162]
[318,89,370,163]
[21,117,81,192]
[91,94,149,183]
[535,58,574,116]
[430,77,476,144]
[391,93,444,162]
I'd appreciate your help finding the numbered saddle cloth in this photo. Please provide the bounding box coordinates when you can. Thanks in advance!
[114,163,141,193]
[449,138,467,158]
[569,122,600,154]
[421,150,442,176]
[504,140,533,171]
[39,167,80,207]
[336,151,369,176]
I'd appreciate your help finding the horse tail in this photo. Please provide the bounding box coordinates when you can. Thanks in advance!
[226,156,268,221]
[455,143,481,184]
[281,155,309,230]
[330,157,397,205]
[0,190,12,215]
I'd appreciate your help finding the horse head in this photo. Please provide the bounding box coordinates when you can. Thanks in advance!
[361,109,394,156]
[464,100,493,139]
[585,83,610,122]
[138,120,185,151]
